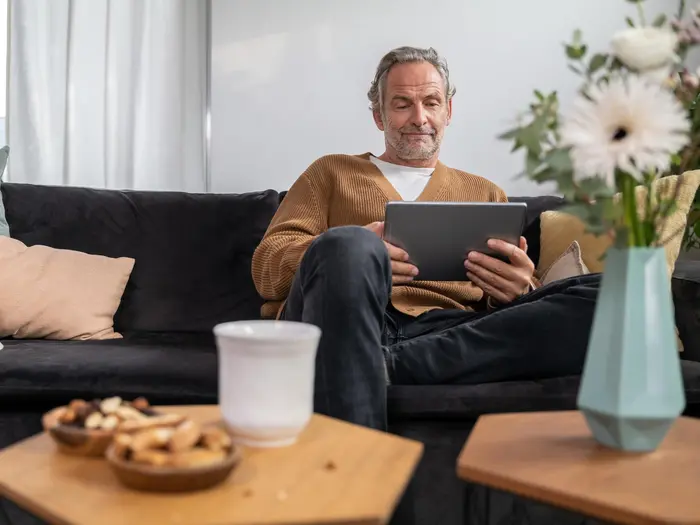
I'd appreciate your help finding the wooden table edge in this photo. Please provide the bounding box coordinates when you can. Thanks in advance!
[0,407,426,525]
[455,463,700,525]
[0,480,73,525]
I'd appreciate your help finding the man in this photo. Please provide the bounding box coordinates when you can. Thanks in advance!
[252,46,599,431]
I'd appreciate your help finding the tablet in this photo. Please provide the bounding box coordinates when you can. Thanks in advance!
[383,201,527,281]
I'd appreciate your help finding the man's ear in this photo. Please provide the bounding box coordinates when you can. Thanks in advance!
[446,98,453,126]
[372,109,385,131]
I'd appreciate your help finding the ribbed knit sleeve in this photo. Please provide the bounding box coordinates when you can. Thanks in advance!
[251,171,328,301]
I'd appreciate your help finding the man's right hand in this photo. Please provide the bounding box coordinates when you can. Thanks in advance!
[364,222,419,284]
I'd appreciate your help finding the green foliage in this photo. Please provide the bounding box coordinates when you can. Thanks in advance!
[499,0,699,249]
[652,14,667,27]
[588,54,608,75]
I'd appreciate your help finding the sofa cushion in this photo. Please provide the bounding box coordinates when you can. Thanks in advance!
[2,183,281,332]
[4,334,699,421]
[387,360,700,419]
[0,333,218,406]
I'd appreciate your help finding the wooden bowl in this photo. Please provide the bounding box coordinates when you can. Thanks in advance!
[105,444,242,492]
[42,406,114,457]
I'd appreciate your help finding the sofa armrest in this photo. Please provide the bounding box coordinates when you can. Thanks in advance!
[673,260,700,363]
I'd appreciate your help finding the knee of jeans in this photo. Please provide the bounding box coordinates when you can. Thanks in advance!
[309,226,386,260]
[305,226,390,278]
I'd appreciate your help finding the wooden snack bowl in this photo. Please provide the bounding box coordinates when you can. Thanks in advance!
[42,406,114,457]
[105,443,242,492]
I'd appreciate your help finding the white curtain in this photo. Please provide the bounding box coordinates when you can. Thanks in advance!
[8,0,206,191]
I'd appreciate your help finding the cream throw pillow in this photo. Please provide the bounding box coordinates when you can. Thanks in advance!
[0,237,134,340]
[537,171,700,278]
[539,241,590,285]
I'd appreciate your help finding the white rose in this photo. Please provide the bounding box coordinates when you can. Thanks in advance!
[611,27,678,71]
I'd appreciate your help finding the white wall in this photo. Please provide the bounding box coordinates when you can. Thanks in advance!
[0,0,7,148]
[211,0,676,196]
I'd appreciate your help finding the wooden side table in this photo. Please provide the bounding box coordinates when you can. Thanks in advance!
[0,405,423,525]
[457,411,700,525]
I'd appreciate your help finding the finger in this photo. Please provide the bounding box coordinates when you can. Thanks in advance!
[384,241,409,262]
[519,236,528,253]
[467,271,510,305]
[465,260,518,301]
[486,238,529,267]
[392,274,415,285]
[466,250,519,281]
[392,260,419,277]
[364,221,384,237]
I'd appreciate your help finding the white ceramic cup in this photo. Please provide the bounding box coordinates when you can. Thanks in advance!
[213,320,321,448]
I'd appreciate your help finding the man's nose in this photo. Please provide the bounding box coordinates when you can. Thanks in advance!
[410,105,428,127]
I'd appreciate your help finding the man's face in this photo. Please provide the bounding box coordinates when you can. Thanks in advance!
[374,61,452,162]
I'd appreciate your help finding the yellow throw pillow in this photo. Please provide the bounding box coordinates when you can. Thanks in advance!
[0,237,135,340]
[537,171,700,278]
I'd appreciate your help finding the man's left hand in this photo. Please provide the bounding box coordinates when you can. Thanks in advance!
[464,237,535,305]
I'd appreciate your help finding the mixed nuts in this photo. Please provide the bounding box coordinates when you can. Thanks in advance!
[48,396,154,432]
[111,417,233,468]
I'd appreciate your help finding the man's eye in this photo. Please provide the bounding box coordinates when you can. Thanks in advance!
[396,105,409,109]
[426,102,439,107]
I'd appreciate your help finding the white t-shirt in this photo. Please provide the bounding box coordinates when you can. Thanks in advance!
[370,155,434,201]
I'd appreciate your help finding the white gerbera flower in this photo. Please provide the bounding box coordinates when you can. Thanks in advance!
[560,75,689,184]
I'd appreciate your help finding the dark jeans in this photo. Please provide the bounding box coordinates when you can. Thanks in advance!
[281,226,601,431]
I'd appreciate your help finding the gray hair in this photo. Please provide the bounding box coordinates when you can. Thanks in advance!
[367,46,456,114]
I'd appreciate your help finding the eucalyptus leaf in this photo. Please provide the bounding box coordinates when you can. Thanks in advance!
[625,17,635,27]
[526,152,541,175]
[545,148,573,172]
[568,64,583,75]
[534,90,545,101]
[565,44,586,60]
[652,14,667,27]
[585,223,612,235]
[573,29,583,43]
[588,54,608,74]
[577,176,616,198]
[498,128,521,140]
[516,127,543,156]
[609,57,626,71]
[560,203,592,221]
[532,167,562,184]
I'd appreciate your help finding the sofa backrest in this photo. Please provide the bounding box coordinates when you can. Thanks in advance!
[1,182,280,333]
[2,182,564,333]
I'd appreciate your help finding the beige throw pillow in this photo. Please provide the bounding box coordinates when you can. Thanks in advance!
[539,241,590,286]
[0,237,134,340]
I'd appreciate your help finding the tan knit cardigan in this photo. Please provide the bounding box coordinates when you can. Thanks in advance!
[251,153,508,319]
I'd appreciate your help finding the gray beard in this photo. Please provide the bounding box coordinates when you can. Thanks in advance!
[388,136,440,161]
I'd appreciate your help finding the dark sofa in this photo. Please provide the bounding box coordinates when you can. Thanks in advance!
[1,182,699,525]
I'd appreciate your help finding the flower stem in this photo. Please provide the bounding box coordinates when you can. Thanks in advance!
[618,170,643,247]
[636,1,647,26]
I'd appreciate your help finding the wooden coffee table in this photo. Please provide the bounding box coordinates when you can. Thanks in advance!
[457,411,700,525]
[0,405,423,525]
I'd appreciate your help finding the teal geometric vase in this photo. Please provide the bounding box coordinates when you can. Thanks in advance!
[577,247,686,452]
